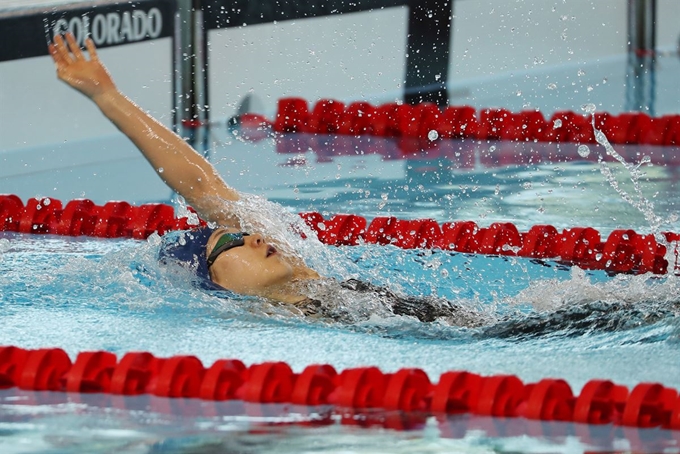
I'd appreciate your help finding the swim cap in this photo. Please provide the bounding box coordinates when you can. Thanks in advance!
[158,226,226,291]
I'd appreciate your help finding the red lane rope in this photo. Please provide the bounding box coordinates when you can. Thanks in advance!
[1,195,677,275]
[249,97,680,146]
[1,345,679,432]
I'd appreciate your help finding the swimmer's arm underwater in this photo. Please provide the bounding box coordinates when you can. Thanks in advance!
[49,33,239,227]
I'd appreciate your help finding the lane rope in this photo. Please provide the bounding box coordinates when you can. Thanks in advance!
[1,195,677,275]
[232,97,680,146]
[1,345,679,433]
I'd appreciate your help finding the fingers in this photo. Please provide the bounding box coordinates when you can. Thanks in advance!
[85,38,99,62]
[65,32,85,61]
[54,35,74,65]
[50,32,97,66]
[49,35,70,69]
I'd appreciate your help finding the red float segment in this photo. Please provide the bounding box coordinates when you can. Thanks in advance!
[199,359,247,401]
[290,364,338,406]
[339,102,377,135]
[124,204,177,239]
[93,201,133,238]
[55,199,99,237]
[478,108,516,141]
[237,361,296,403]
[517,110,548,142]
[438,221,479,252]
[363,216,399,245]
[382,368,432,412]
[64,351,117,393]
[316,214,367,246]
[308,99,346,134]
[0,195,24,231]
[475,374,525,417]
[621,383,679,429]
[439,105,478,139]
[556,227,601,266]
[110,351,163,395]
[521,378,574,422]
[328,366,386,408]
[152,355,206,398]
[573,379,627,425]
[473,222,522,256]
[274,97,310,133]
[18,197,63,234]
[430,371,483,414]
[18,347,72,391]
[0,346,29,389]
[517,225,561,258]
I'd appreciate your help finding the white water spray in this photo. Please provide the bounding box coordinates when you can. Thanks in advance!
[583,103,664,233]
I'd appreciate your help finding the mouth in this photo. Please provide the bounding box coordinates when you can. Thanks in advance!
[266,245,277,257]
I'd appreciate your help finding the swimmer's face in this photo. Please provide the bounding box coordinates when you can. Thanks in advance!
[206,230,294,295]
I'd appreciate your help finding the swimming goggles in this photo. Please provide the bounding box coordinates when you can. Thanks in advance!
[207,232,250,268]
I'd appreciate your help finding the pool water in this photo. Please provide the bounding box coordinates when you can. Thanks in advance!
[2,127,680,452]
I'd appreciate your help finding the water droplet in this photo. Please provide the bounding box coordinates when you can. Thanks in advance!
[581,103,596,114]
[577,69,586,76]
[587,86,594,92]
[523,182,532,189]
[547,83,557,90]
[577,145,590,157]
[158,167,164,173]
[553,119,562,129]
[516,90,522,96]
[428,130,439,141]
[42,198,51,206]
[489,145,497,152]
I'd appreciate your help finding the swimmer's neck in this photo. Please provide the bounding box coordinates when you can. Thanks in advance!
[259,276,322,305]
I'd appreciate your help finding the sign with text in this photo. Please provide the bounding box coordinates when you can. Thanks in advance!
[0,0,174,62]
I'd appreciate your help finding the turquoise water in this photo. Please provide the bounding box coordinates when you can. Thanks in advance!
[2,132,680,452]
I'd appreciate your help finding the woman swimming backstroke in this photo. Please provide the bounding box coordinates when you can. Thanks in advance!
[49,32,322,306]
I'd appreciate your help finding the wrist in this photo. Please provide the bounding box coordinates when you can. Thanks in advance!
[92,88,124,110]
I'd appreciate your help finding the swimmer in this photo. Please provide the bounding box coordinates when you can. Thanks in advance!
[49,32,483,326]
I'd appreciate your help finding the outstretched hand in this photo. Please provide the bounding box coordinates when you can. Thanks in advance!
[49,32,116,100]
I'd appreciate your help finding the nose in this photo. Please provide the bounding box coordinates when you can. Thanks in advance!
[248,233,265,247]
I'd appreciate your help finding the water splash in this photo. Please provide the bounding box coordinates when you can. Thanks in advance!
[585,105,665,233]
[211,192,360,281]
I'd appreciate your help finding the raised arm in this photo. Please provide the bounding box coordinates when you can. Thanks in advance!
[49,33,239,227]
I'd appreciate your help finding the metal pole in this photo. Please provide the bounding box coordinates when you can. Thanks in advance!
[404,0,454,106]
[625,0,656,114]
[173,0,208,150]
[628,0,656,56]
